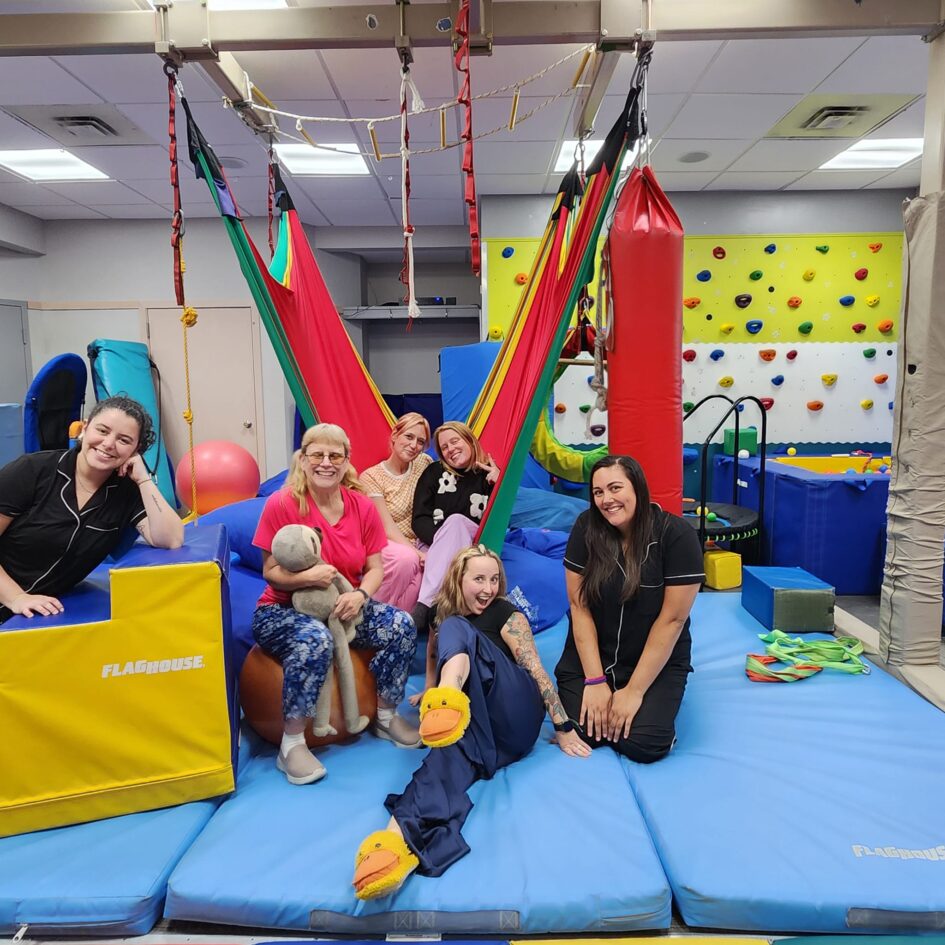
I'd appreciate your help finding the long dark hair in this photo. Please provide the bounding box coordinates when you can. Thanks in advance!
[581,455,653,607]
[86,396,156,455]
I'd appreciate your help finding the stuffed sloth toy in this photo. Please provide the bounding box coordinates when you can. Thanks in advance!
[270,523,369,737]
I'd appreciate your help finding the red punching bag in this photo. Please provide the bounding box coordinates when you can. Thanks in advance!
[607,165,684,513]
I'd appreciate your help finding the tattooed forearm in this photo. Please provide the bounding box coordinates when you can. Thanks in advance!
[502,612,569,724]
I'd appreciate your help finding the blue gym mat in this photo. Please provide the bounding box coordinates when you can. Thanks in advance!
[0,800,218,936]
[624,592,945,934]
[165,618,672,934]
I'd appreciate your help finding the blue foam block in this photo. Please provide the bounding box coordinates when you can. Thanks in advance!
[166,620,671,934]
[624,593,945,933]
[0,801,218,936]
[742,565,835,632]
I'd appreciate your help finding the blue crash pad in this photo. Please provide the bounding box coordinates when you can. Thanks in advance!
[624,592,945,934]
[165,619,672,934]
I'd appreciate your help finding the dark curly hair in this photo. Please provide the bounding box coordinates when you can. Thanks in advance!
[86,396,157,455]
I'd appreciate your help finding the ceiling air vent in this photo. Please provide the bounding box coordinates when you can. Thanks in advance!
[52,115,121,139]
[2,104,154,146]
[766,94,918,139]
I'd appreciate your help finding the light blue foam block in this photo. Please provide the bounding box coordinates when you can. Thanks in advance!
[624,592,945,934]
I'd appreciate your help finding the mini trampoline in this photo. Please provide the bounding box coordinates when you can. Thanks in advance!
[681,499,759,541]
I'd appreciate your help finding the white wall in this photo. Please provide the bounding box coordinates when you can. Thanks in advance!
[364,262,481,307]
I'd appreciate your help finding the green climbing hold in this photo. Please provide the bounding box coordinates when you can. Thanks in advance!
[798,321,814,335]
[749,270,763,281]
[863,348,877,359]
[815,245,830,254]
[579,404,591,414]
[683,401,694,413]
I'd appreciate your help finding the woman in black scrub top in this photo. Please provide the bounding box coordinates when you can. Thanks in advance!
[555,455,705,763]
[0,395,183,623]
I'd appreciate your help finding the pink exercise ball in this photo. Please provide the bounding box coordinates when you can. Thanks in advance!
[176,440,260,515]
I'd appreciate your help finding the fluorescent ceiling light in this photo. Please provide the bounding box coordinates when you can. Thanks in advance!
[274,143,369,176]
[207,0,287,9]
[0,149,109,182]
[554,138,646,174]
[820,138,923,170]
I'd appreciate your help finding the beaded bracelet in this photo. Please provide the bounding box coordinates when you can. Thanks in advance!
[584,675,607,686]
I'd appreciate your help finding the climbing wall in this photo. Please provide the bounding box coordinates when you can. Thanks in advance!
[484,231,903,448]
[552,365,608,446]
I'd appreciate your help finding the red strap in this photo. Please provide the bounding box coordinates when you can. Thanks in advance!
[454,0,480,276]
[165,63,185,307]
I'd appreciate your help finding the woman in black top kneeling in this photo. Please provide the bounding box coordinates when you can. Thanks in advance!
[352,544,588,901]
[555,455,705,764]
[0,395,184,623]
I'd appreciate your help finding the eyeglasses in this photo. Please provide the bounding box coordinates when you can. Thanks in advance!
[304,449,347,466]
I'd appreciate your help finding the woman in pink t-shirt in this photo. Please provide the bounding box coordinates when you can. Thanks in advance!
[252,423,421,786]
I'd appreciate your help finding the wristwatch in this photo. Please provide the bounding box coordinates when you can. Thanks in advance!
[353,587,370,601]
[553,719,574,733]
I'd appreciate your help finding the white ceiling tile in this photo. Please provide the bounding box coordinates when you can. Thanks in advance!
[294,176,388,201]
[230,50,335,101]
[467,95,572,141]
[0,109,58,148]
[0,180,75,207]
[370,142,461,176]
[475,44,588,97]
[476,173,548,195]
[66,145,170,180]
[870,98,926,138]
[127,175,216,206]
[472,139,555,175]
[321,46,455,102]
[593,93,685,140]
[52,55,200,107]
[663,94,803,140]
[865,161,922,190]
[786,169,888,190]
[0,57,104,106]
[652,171,717,192]
[651,138,753,172]
[348,98,456,147]
[696,38,865,95]
[815,36,931,95]
[314,199,398,226]
[378,173,461,199]
[728,139,848,173]
[611,43,724,95]
[100,203,173,219]
[390,197,465,226]
[116,99,253,148]
[706,171,806,191]
[44,180,155,204]
[19,204,109,220]
[273,100,359,145]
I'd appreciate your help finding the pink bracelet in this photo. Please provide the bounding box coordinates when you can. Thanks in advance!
[584,675,607,686]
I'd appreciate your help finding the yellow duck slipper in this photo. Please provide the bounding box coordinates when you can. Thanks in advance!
[419,686,471,748]
[352,830,419,900]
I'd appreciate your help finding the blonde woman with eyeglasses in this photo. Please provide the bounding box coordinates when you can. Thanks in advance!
[251,423,421,786]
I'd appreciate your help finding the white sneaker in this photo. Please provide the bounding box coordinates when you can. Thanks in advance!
[371,713,422,749]
[276,744,326,784]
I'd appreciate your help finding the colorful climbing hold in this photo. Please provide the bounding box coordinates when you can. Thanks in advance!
[759,349,777,362]
[771,375,785,386]
[515,272,528,285]
[718,376,734,388]
[696,269,712,282]
[815,245,830,254]
[851,323,867,334]
[863,348,876,359]
[887,402,894,411]
[749,270,763,281]
[854,267,868,281]
[589,424,606,437]
[720,322,735,334]
[839,295,855,306]
[865,294,880,307]
[683,297,701,309]
[735,294,752,309]
[712,246,726,259]
[807,400,824,411]
[745,319,763,334]
[682,349,697,362]
[579,404,591,414]
[501,246,515,258]
[821,373,838,387]
[586,375,594,386]
[683,401,695,413]
[760,397,774,410]
[787,447,797,456]
[798,322,813,335]
[877,319,894,334]
[554,402,567,414]
[874,373,889,384]
[764,243,776,254]
[709,349,725,361]
[487,325,504,340]
[860,399,874,410]
[787,296,802,308]
[802,269,816,282]
[868,242,882,253]
[786,350,798,360]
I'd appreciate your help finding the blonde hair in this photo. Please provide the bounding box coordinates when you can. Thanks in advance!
[433,544,506,626]
[390,412,431,451]
[287,422,362,514]
[433,421,487,475]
